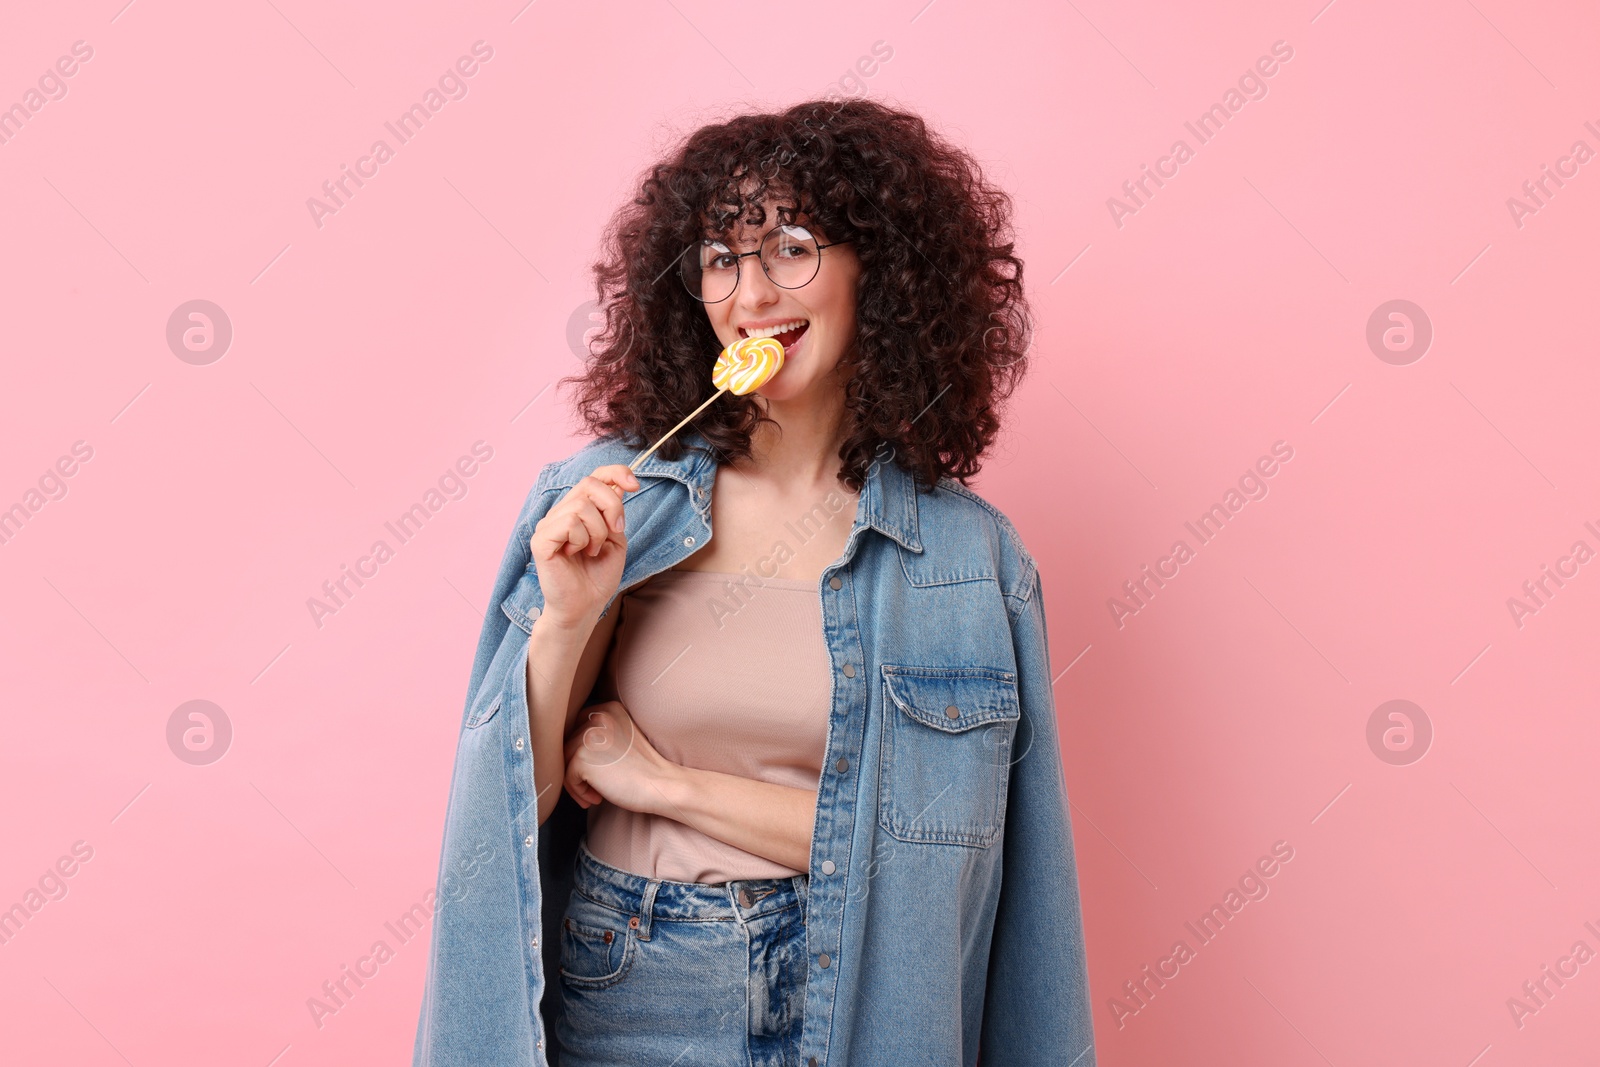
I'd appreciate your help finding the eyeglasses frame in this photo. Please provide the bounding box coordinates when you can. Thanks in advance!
[680,225,851,304]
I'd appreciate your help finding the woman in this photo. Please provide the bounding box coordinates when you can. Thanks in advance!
[414,99,1095,1067]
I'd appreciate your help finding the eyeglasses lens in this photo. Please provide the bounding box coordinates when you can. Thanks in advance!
[679,226,822,302]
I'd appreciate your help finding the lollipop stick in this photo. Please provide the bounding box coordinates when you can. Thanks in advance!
[629,387,729,471]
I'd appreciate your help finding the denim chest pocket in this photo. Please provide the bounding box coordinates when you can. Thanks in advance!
[878,665,1021,848]
[558,893,637,989]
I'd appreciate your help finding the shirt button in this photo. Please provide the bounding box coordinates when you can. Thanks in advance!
[531,936,539,948]
[829,576,842,589]
[842,663,856,678]
[945,704,960,719]
[818,953,831,968]
[513,737,524,750]
[683,536,696,546]
[835,757,849,774]
[809,1060,818,1067]
[820,859,836,875]
[524,835,534,847]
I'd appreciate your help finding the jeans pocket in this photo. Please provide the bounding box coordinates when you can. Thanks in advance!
[558,892,637,989]
[878,664,1021,848]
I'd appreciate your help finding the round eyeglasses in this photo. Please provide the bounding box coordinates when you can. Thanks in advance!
[679,224,850,304]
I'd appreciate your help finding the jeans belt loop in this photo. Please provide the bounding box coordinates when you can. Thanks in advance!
[637,878,660,941]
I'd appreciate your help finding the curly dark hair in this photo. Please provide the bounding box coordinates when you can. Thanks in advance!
[559,97,1032,493]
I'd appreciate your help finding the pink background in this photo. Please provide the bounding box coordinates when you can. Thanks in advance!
[3,1,1597,1064]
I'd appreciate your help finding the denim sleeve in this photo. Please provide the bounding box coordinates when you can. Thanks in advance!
[980,571,1097,1066]
[457,462,558,727]
[413,462,560,1067]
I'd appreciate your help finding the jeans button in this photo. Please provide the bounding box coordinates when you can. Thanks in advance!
[835,757,849,774]
[945,704,960,719]
[820,859,836,875]
[739,887,753,907]
[818,953,831,968]
[829,576,842,589]
[842,663,855,678]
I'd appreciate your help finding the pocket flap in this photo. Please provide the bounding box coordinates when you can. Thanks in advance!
[464,689,502,729]
[882,665,1019,733]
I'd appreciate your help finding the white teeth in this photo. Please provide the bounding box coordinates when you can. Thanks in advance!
[742,320,808,339]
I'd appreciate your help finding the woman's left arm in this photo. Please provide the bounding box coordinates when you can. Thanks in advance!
[563,701,816,871]
[651,764,816,871]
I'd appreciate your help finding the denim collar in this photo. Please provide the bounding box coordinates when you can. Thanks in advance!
[628,428,924,554]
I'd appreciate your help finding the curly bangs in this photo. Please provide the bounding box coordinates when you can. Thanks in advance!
[560,97,1031,493]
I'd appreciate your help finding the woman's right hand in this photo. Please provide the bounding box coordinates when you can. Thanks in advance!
[529,463,641,630]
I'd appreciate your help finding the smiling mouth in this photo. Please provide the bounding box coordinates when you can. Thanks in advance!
[739,321,810,349]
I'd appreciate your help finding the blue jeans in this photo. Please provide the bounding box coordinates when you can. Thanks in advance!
[553,840,810,1067]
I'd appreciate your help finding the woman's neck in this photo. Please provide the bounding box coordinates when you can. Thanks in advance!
[742,400,853,490]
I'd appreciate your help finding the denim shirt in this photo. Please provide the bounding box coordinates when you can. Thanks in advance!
[412,428,1095,1067]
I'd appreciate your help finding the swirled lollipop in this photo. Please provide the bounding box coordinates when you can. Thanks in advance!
[629,336,786,470]
[711,336,785,395]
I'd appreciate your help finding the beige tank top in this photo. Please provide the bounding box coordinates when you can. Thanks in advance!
[583,569,831,883]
